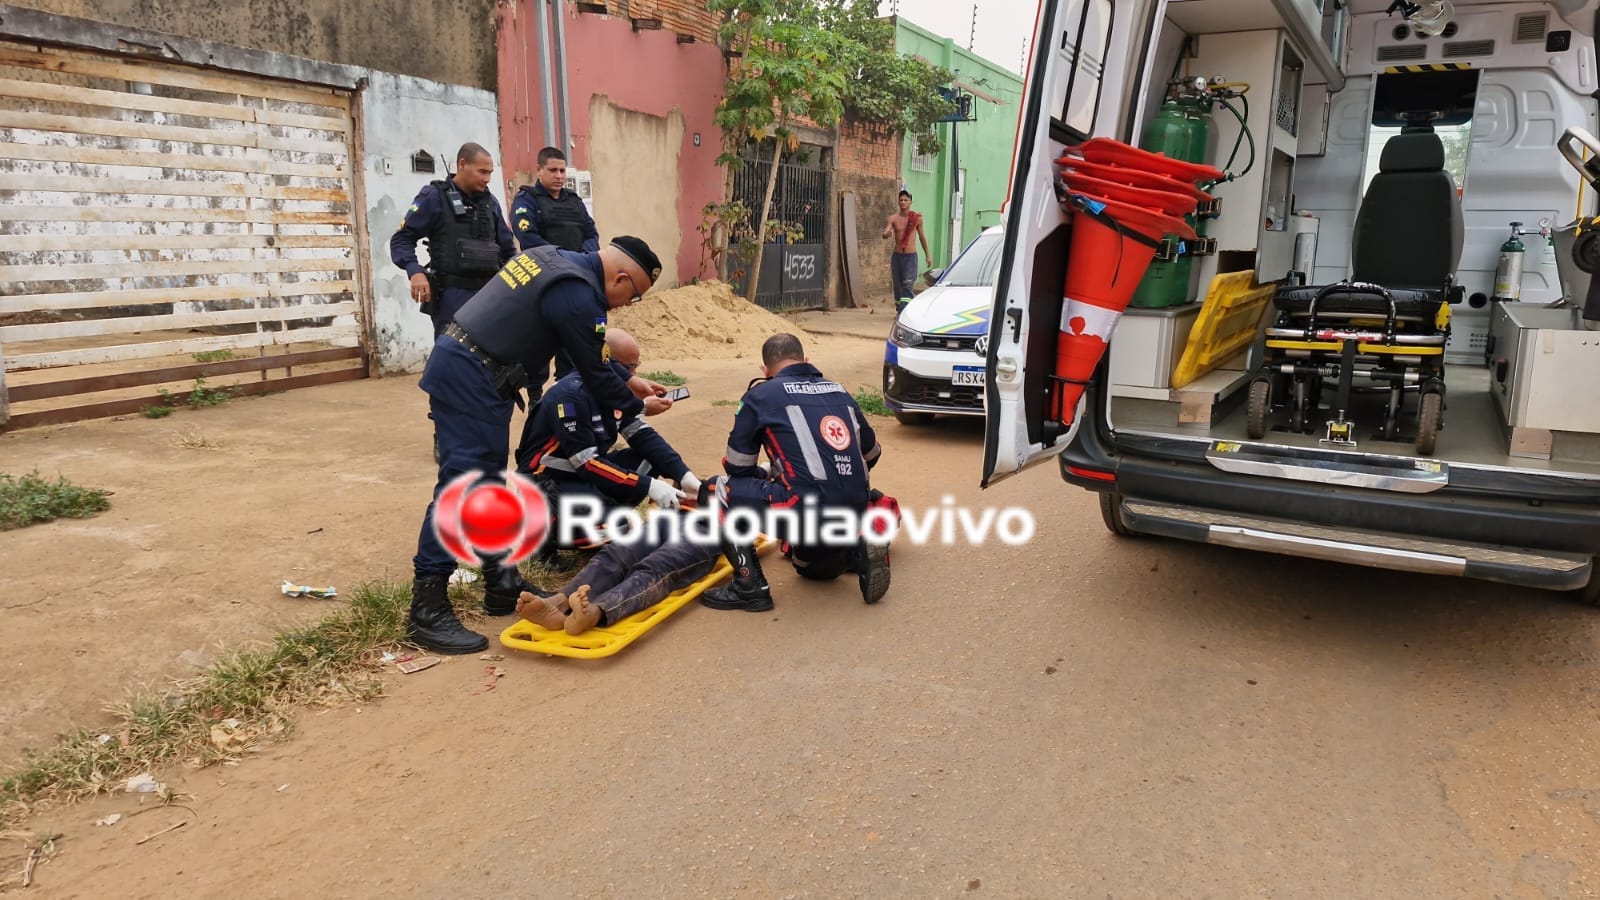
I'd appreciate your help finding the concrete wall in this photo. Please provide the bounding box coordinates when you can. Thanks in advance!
[588,96,685,288]
[838,120,903,304]
[497,3,726,285]
[6,0,497,89]
[895,17,1023,265]
[360,73,505,374]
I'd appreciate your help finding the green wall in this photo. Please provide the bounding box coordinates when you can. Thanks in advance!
[893,17,1022,269]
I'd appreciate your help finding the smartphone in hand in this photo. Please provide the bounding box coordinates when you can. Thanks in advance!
[665,387,690,402]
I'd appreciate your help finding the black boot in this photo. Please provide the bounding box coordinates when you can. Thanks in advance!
[856,538,891,605]
[481,554,545,616]
[702,538,775,612]
[408,575,488,654]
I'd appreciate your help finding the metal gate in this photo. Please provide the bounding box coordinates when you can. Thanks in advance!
[731,147,830,310]
[0,40,368,429]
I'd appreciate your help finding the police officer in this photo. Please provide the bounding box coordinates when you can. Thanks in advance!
[390,142,517,336]
[512,147,599,253]
[698,333,891,612]
[519,328,699,543]
[408,236,669,655]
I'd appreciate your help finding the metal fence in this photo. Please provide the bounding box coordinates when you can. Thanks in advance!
[730,147,831,310]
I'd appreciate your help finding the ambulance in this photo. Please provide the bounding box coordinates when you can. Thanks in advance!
[982,0,1600,602]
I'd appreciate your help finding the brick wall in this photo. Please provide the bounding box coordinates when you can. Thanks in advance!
[837,120,901,304]
[603,0,721,44]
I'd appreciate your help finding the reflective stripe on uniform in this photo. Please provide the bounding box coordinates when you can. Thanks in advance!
[620,419,652,438]
[785,405,829,479]
[725,446,760,466]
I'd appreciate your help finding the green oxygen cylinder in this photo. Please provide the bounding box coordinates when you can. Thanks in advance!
[1130,96,1210,309]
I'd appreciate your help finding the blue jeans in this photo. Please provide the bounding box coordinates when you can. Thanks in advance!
[412,338,516,578]
[559,524,719,623]
[890,252,919,301]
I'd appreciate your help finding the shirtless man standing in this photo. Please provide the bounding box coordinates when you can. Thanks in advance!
[882,189,930,306]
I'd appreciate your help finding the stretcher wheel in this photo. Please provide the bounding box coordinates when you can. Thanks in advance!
[1098,491,1136,537]
[1415,391,1443,456]
[1246,379,1270,440]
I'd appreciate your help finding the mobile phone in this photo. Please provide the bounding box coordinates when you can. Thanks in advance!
[665,387,691,402]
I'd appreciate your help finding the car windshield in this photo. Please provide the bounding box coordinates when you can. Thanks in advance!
[940,231,1004,287]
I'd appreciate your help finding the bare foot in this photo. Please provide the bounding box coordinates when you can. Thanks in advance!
[564,585,602,635]
[515,591,567,630]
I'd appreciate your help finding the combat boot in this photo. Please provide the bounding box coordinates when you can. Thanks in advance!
[701,538,775,612]
[856,538,891,605]
[481,554,545,616]
[408,574,488,655]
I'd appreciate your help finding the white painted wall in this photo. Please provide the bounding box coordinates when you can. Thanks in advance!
[357,71,504,375]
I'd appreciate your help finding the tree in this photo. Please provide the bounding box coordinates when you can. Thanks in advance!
[710,0,847,300]
[703,0,955,296]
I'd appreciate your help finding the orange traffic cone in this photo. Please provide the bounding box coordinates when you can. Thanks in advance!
[1050,191,1196,425]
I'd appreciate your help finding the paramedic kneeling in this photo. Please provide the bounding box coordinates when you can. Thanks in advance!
[516,328,696,541]
[698,333,892,612]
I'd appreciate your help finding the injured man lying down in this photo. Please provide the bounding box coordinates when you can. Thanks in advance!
[516,511,721,636]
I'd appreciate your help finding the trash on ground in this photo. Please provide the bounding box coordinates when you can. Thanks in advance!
[209,718,246,751]
[479,654,505,661]
[449,568,480,585]
[471,665,508,695]
[125,773,165,794]
[94,813,122,827]
[280,580,337,599]
[136,821,186,845]
[275,784,290,792]
[397,656,441,674]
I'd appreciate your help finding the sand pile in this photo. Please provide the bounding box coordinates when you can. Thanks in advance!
[609,281,798,359]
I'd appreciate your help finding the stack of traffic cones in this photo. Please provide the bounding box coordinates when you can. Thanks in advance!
[1048,139,1222,425]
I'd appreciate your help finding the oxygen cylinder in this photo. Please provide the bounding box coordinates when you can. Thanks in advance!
[1493,222,1525,302]
[1130,95,1211,309]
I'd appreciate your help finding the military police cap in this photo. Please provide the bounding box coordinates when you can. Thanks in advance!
[611,236,663,284]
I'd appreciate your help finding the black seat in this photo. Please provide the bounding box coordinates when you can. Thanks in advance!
[1272,285,1446,325]
[1349,131,1464,289]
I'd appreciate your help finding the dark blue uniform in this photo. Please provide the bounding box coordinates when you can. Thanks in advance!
[390,178,517,335]
[413,247,641,580]
[719,363,882,578]
[511,185,599,253]
[518,362,690,507]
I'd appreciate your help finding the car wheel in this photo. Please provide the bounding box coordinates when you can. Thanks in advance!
[895,411,934,426]
[1098,491,1136,537]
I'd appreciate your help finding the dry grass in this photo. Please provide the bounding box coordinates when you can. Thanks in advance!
[0,553,587,831]
[171,431,224,451]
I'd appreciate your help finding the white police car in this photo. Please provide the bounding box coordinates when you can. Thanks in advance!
[881,225,1002,424]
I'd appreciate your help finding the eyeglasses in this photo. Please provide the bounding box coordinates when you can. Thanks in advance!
[622,270,644,305]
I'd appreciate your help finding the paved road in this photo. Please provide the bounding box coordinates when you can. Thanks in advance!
[19,342,1600,898]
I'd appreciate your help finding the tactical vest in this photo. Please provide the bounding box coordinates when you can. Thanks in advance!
[427,180,501,282]
[452,246,600,365]
[526,187,589,252]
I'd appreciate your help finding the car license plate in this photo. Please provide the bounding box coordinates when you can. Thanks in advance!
[952,366,985,386]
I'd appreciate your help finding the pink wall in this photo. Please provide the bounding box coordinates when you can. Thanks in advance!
[497,3,726,284]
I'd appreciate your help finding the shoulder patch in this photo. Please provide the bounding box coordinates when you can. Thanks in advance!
[514,206,528,215]
[409,204,420,213]
[518,218,530,231]
[594,318,607,334]
[819,415,852,451]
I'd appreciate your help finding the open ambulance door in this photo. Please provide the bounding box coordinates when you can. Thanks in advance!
[981,0,1154,488]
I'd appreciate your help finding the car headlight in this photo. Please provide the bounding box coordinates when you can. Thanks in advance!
[890,322,924,348]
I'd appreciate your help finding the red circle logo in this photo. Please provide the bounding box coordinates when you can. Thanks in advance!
[819,415,852,451]
[433,470,550,566]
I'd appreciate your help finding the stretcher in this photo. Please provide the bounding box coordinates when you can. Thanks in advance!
[500,538,775,659]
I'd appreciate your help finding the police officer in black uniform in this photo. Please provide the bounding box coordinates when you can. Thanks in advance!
[408,236,668,655]
[698,333,891,613]
[512,146,600,253]
[390,142,517,336]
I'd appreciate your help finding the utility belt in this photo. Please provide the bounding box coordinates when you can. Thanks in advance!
[443,322,529,410]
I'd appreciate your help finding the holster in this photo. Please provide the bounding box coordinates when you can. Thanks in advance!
[491,362,530,411]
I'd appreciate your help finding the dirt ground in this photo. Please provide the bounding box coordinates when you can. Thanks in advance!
[3,315,1600,897]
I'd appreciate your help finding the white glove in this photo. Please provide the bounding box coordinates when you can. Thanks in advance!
[647,478,686,510]
[679,472,702,497]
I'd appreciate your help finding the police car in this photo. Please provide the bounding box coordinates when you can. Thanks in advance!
[881,225,1002,424]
